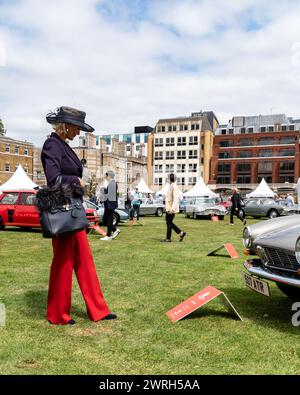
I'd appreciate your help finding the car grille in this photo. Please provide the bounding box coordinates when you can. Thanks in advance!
[264,247,300,272]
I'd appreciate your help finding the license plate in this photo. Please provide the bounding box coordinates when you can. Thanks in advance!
[243,273,270,297]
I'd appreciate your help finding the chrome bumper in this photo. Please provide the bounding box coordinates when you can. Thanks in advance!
[244,259,300,288]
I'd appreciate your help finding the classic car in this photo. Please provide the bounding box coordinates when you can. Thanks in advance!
[185,197,227,220]
[0,190,99,231]
[179,199,186,213]
[242,214,300,299]
[83,199,129,226]
[239,198,285,219]
[282,204,300,216]
[118,198,165,217]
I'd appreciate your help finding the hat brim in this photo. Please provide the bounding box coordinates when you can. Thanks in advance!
[46,114,94,132]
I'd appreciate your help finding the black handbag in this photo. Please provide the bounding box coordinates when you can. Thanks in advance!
[35,177,89,238]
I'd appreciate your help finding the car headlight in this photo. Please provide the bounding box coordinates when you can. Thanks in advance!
[242,227,252,248]
[295,238,300,264]
[256,246,268,265]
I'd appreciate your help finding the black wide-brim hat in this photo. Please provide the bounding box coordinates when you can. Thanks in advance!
[46,106,94,132]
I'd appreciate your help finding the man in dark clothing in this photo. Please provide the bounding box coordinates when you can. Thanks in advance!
[230,188,246,225]
[100,170,120,241]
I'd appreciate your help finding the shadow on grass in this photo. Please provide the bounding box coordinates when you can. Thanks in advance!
[24,290,91,320]
[222,286,298,332]
[183,308,238,321]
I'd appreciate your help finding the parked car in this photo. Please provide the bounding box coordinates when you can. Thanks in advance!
[239,198,285,219]
[185,197,227,220]
[282,204,300,216]
[242,214,300,299]
[0,190,99,231]
[179,199,186,213]
[139,198,165,217]
[83,199,129,226]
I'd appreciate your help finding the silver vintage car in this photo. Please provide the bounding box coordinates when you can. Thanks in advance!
[185,197,227,220]
[240,198,285,219]
[242,215,300,299]
[83,200,129,226]
[139,198,165,217]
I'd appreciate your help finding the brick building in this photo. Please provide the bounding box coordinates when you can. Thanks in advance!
[0,135,34,185]
[209,114,300,193]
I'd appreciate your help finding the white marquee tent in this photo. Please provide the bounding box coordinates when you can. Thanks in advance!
[0,164,38,191]
[246,178,276,198]
[155,183,170,197]
[184,177,219,198]
[136,178,153,194]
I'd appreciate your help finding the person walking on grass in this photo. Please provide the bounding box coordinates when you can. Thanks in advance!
[131,187,142,221]
[230,188,246,226]
[161,173,186,243]
[101,170,120,241]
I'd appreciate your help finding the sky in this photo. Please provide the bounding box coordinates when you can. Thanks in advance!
[0,0,300,147]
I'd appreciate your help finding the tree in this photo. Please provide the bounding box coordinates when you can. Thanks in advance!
[0,118,5,136]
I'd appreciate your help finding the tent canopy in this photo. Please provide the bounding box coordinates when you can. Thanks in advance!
[246,178,276,198]
[155,183,170,197]
[184,177,219,198]
[136,178,153,194]
[0,164,38,191]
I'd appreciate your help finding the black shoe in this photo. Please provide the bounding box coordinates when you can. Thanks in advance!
[67,319,76,325]
[101,313,117,320]
[179,231,186,242]
[161,239,171,243]
[243,219,247,225]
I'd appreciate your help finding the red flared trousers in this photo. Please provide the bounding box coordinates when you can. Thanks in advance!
[46,229,110,324]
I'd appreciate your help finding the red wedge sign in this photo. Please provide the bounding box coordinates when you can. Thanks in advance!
[166,285,242,322]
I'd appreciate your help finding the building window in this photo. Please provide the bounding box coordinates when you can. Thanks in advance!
[188,177,197,185]
[166,137,175,147]
[168,126,172,132]
[201,158,204,164]
[177,177,185,185]
[237,176,251,183]
[280,148,295,156]
[237,163,251,172]
[189,163,197,172]
[177,137,186,146]
[136,145,140,151]
[24,148,29,156]
[279,136,295,144]
[279,175,294,183]
[195,124,200,130]
[165,164,174,173]
[184,124,188,131]
[216,176,230,184]
[161,126,165,132]
[179,124,184,131]
[189,150,198,159]
[280,161,294,172]
[217,164,231,173]
[289,125,295,131]
[154,164,163,173]
[177,164,186,173]
[228,129,234,134]
[268,126,274,132]
[221,129,227,134]
[258,138,275,146]
[36,171,43,180]
[172,125,176,132]
[5,163,10,172]
[157,127,161,133]
[259,150,273,157]
[220,140,233,147]
[258,162,272,172]
[281,125,287,131]
[154,151,163,160]
[155,138,163,147]
[177,151,186,159]
[15,163,19,171]
[15,146,19,154]
[166,151,174,160]
[240,127,246,134]
[154,178,163,185]
[248,127,254,133]
[260,126,266,132]
[135,135,140,144]
[219,152,232,159]
[237,151,253,158]
[239,139,252,146]
[6,144,10,153]
[189,136,198,145]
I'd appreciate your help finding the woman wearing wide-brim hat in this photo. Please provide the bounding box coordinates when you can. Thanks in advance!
[41,106,117,325]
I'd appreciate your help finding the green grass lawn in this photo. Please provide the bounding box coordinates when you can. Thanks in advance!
[0,214,299,375]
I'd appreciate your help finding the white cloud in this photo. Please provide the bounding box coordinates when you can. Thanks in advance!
[0,0,300,147]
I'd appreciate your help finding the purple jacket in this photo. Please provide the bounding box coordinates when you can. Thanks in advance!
[41,132,82,186]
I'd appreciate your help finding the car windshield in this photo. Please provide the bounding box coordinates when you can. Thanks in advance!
[84,199,98,209]
[194,198,216,205]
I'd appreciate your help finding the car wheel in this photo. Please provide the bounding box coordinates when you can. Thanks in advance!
[276,283,300,300]
[155,208,163,217]
[0,216,5,230]
[218,215,224,220]
[113,213,120,226]
[239,209,245,219]
[268,209,278,219]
